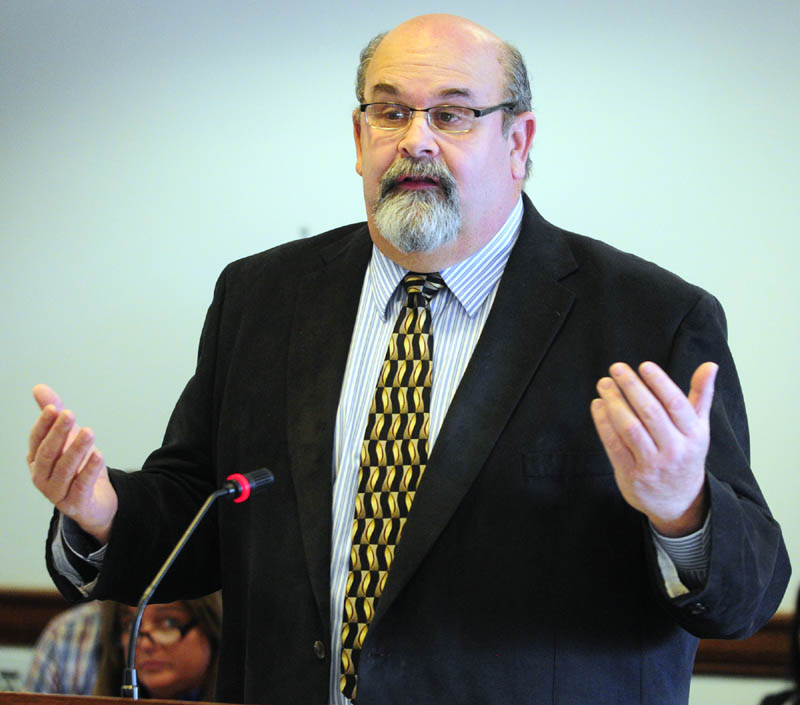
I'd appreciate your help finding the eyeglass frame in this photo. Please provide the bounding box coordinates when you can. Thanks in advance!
[120,618,198,647]
[359,101,518,134]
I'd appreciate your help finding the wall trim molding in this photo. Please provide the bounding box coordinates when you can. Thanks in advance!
[0,589,69,647]
[694,611,794,678]
[0,588,793,678]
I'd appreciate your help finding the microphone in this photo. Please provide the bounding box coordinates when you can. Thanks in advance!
[121,468,274,699]
[224,468,275,504]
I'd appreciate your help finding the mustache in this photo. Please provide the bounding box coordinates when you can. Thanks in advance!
[378,158,457,201]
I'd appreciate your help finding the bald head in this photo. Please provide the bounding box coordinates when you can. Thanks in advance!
[357,16,504,99]
[385,14,505,57]
[351,14,536,270]
[355,15,532,156]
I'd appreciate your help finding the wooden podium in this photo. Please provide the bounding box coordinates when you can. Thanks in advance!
[0,694,223,705]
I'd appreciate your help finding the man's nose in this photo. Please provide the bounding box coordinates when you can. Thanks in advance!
[398,111,441,159]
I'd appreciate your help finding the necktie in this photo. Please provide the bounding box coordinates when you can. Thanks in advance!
[340,271,445,702]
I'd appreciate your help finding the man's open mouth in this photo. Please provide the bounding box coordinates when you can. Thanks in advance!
[397,175,440,186]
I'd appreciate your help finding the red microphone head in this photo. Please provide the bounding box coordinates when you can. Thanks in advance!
[226,469,274,503]
[226,473,251,503]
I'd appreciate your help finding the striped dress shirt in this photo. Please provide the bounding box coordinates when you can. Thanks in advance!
[328,197,524,703]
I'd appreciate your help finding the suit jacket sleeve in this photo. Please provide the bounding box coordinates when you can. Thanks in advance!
[646,291,789,638]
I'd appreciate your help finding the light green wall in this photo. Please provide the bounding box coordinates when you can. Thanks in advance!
[2,0,797,658]
[2,2,797,701]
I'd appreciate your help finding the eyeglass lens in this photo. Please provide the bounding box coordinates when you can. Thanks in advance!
[366,104,475,132]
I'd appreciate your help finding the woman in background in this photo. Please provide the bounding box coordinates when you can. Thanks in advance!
[25,593,221,700]
[94,593,221,701]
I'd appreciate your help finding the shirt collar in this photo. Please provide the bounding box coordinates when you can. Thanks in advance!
[367,196,523,320]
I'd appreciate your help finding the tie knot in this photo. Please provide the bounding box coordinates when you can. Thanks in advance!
[401,272,445,308]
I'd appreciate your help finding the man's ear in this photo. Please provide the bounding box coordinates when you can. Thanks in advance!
[353,111,363,176]
[508,112,535,181]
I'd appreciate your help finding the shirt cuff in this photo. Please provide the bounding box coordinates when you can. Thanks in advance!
[51,513,107,597]
[650,510,711,598]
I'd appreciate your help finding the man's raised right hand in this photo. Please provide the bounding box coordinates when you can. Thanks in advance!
[27,384,118,544]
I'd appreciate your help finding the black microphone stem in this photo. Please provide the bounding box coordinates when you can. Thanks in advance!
[121,485,230,699]
[120,469,273,699]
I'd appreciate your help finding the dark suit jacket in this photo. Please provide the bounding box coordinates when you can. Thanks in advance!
[48,194,790,705]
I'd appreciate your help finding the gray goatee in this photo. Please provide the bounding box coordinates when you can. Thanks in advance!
[373,158,461,254]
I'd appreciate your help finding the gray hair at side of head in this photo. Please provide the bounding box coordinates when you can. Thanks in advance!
[355,30,533,178]
[496,40,532,178]
[355,32,388,104]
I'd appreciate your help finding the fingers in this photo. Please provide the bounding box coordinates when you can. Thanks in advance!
[596,362,711,451]
[28,383,70,472]
[592,362,714,533]
[590,395,634,470]
[28,406,96,504]
[33,384,63,412]
[595,365,662,463]
[52,425,96,490]
[67,448,105,506]
[27,404,61,466]
[29,408,76,474]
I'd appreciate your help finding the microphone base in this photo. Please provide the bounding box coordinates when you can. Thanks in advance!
[121,667,139,699]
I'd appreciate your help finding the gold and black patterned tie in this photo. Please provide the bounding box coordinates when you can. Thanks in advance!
[340,271,445,702]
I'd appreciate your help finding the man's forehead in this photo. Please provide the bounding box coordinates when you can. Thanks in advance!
[364,40,504,103]
[369,81,477,101]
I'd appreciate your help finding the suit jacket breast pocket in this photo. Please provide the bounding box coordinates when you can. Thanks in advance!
[523,449,644,620]
[522,449,612,478]
[521,450,639,576]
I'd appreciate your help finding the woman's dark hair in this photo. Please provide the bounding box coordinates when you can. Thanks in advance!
[93,592,222,700]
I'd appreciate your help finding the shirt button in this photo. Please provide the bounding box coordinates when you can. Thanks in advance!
[313,640,326,660]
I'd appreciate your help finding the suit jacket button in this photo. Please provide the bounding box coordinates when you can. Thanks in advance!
[313,640,326,660]
[688,602,707,615]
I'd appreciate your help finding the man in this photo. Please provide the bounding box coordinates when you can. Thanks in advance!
[27,14,789,705]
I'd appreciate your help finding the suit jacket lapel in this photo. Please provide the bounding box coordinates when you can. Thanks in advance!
[374,195,579,621]
[286,226,373,635]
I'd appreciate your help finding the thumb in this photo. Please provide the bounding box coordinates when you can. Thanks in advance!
[688,362,718,420]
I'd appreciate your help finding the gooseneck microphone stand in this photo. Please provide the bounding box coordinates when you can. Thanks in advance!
[121,469,274,699]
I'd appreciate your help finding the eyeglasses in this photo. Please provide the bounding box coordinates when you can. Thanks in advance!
[360,101,517,134]
[120,617,198,647]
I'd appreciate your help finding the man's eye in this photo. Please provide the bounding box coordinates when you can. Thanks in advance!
[382,108,407,122]
[433,109,468,127]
